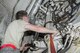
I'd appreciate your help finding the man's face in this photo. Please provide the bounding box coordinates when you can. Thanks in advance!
[23,16,29,22]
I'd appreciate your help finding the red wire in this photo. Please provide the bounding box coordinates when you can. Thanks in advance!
[50,34,56,53]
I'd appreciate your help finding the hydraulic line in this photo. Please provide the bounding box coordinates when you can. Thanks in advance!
[57,36,73,53]
[25,0,33,11]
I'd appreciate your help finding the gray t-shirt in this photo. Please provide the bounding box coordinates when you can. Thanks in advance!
[2,20,28,49]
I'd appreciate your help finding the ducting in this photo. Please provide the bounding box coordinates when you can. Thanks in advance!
[27,0,44,16]
[26,0,37,15]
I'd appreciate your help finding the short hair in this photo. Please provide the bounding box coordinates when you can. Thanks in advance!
[16,10,28,20]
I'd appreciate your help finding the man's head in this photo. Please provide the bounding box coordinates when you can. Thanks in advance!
[16,10,29,22]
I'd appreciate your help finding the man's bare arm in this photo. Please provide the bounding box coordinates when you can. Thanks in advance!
[25,23,58,35]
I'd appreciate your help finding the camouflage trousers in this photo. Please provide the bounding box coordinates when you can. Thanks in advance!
[0,47,20,53]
